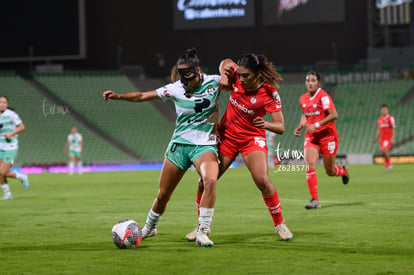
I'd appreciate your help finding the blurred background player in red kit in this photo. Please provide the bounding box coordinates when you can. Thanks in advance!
[374,104,395,172]
[186,53,293,241]
[294,71,349,209]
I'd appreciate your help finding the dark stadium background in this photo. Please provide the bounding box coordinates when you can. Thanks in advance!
[1,0,414,168]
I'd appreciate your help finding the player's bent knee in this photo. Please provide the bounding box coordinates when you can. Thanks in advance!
[325,168,336,176]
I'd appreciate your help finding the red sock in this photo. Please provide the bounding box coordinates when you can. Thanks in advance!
[306,169,318,200]
[196,191,202,216]
[334,165,347,176]
[385,158,390,168]
[263,191,283,227]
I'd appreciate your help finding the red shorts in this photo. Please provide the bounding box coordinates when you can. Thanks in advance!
[380,139,392,150]
[218,133,268,160]
[304,129,339,157]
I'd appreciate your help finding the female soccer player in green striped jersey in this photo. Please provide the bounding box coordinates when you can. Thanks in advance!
[103,48,229,247]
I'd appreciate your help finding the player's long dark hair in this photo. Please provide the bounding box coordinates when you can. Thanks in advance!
[170,48,201,82]
[0,95,15,111]
[237,53,282,88]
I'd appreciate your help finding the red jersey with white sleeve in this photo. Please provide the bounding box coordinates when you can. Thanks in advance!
[377,115,395,140]
[218,76,282,140]
[300,88,337,137]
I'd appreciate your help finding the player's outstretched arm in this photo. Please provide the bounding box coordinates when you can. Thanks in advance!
[103,90,158,102]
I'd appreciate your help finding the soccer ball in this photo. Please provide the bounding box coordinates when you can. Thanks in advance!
[111,219,142,249]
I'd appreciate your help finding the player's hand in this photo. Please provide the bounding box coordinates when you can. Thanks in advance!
[253,117,265,129]
[294,127,302,136]
[224,65,236,83]
[306,124,316,135]
[103,90,117,101]
[3,133,13,139]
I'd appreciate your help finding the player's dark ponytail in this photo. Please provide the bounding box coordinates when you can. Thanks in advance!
[237,53,282,88]
[176,47,201,68]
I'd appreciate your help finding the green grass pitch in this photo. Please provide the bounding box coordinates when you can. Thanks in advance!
[0,164,413,274]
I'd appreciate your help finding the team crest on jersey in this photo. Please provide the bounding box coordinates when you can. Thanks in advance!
[206,85,218,95]
[250,97,257,104]
[313,103,317,108]
[302,104,306,108]
[254,137,266,148]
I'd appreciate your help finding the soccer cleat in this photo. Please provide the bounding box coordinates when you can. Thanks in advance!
[305,199,321,209]
[2,194,13,200]
[186,225,210,241]
[384,165,393,172]
[141,227,157,240]
[196,232,214,247]
[185,226,198,241]
[275,222,293,241]
[22,175,30,190]
[342,166,350,185]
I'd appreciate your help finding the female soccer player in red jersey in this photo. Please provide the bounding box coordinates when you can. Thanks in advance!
[186,53,293,241]
[294,71,349,209]
[373,104,395,171]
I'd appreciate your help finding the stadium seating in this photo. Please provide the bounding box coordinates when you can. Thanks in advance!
[0,74,137,165]
[33,72,175,161]
[3,71,413,165]
[334,80,414,154]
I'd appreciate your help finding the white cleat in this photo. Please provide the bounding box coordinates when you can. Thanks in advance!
[196,232,214,247]
[141,228,157,240]
[275,222,293,241]
[2,194,13,200]
[185,226,198,241]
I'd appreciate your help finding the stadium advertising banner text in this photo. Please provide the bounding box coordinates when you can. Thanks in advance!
[173,0,255,30]
[262,0,345,25]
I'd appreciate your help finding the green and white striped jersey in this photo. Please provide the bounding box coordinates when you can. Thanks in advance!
[67,133,83,152]
[156,74,221,145]
[0,109,22,150]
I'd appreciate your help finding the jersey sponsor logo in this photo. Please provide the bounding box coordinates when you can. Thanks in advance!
[321,96,331,109]
[379,123,391,128]
[230,96,255,115]
[160,89,170,98]
[208,134,219,143]
[304,110,320,116]
[254,136,266,148]
[272,91,282,109]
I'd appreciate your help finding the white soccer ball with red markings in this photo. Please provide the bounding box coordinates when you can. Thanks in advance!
[111,219,142,249]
